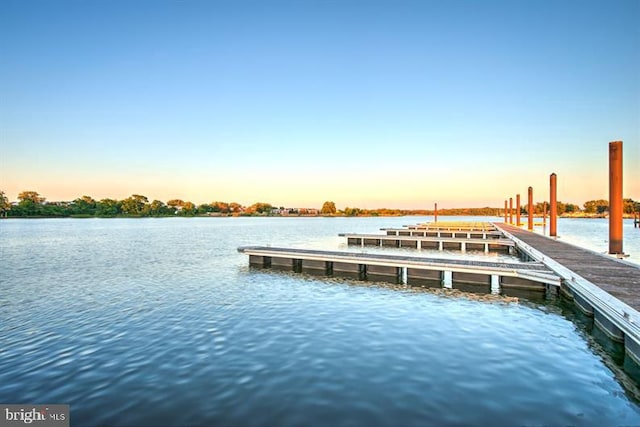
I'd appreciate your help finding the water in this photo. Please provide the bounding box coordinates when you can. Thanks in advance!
[1,216,640,426]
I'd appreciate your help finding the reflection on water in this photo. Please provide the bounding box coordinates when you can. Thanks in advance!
[1,216,640,426]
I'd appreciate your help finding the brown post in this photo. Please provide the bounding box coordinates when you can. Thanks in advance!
[516,194,521,226]
[504,200,508,223]
[550,173,557,237]
[509,198,513,224]
[434,202,438,224]
[527,187,533,231]
[609,141,623,254]
[543,201,547,226]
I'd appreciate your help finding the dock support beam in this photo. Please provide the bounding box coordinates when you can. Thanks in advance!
[609,141,623,255]
[516,194,521,226]
[550,173,557,237]
[527,186,533,231]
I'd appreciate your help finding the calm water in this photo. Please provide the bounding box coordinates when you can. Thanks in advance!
[1,216,640,426]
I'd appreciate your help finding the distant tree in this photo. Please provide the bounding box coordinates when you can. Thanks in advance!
[247,202,273,215]
[623,198,638,214]
[229,202,243,214]
[149,200,171,216]
[583,199,609,214]
[72,196,97,216]
[121,194,149,216]
[564,203,579,214]
[96,198,121,216]
[343,207,361,216]
[0,191,10,217]
[17,191,45,216]
[321,201,337,215]
[180,201,196,216]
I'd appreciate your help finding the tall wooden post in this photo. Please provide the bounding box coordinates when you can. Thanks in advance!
[516,194,521,226]
[527,187,533,231]
[609,141,623,254]
[509,198,513,224]
[434,202,438,224]
[550,173,557,237]
[504,200,508,223]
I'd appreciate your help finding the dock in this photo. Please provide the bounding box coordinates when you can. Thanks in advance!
[495,222,640,364]
[381,228,503,239]
[238,246,560,295]
[339,233,514,253]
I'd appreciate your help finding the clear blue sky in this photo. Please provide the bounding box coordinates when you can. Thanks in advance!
[1,0,638,209]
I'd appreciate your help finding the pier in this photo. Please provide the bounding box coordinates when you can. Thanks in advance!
[496,222,640,364]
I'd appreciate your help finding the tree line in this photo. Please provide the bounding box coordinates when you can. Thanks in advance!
[1,191,638,218]
[0,191,247,218]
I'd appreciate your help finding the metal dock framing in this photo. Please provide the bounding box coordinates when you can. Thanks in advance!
[238,246,560,295]
[381,228,503,239]
[339,233,514,253]
[495,222,640,364]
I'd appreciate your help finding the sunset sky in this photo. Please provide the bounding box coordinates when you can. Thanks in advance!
[1,0,638,209]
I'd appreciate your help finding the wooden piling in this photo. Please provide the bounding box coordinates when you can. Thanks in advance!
[550,173,557,237]
[528,187,533,231]
[504,200,508,223]
[509,198,513,224]
[609,141,623,254]
[434,202,438,224]
[516,194,521,226]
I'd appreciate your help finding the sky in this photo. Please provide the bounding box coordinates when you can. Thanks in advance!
[1,0,638,209]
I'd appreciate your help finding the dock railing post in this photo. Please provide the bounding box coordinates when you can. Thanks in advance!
[550,173,557,237]
[527,187,533,231]
[516,194,521,226]
[509,198,513,224]
[609,141,623,254]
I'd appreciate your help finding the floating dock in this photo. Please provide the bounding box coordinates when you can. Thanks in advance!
[238,246,560,295]
[339,233,514,253]
[381,228,503,239]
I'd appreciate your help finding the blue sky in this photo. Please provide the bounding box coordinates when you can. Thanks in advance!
[1,0,638,208]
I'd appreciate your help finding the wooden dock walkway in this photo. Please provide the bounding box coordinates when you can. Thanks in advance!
[339,233,514,253]
[496,223,640,309]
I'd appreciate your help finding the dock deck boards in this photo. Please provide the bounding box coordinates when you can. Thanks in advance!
[495,223,640,310]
